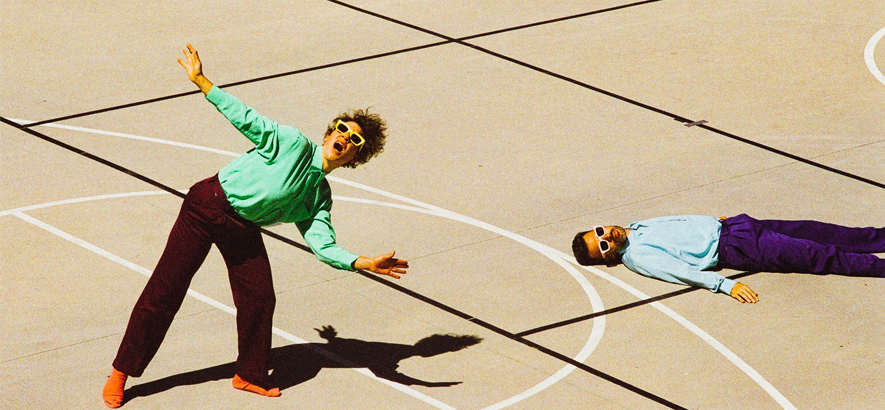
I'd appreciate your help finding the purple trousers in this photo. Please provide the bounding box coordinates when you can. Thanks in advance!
[113,175,275,385]
[717,214,885,276]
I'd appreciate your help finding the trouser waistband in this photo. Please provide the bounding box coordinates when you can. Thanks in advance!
[196,174,253,226]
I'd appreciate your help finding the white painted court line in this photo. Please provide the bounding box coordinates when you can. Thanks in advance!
[332,180,796,410]
[11,210,458,410]
[334,196,607,410]
[5,190,605,409]
[9,119,242,157]
[865,26,885,87]
[11,118,608,408]
[10,120,797,409]
[0,190,186,217]
[567,260,797,410]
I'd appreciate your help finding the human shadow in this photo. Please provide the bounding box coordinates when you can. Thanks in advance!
[122,326,482,404]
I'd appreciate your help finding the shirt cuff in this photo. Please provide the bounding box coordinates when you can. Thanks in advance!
[205,84,223,103]
[719,278,737,295]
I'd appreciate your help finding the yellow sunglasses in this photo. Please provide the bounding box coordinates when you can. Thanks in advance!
[333,120,365,151]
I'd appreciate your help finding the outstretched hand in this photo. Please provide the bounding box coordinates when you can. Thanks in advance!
[177,43,213,94]
[730,282,759,304]
[354,251,409,279]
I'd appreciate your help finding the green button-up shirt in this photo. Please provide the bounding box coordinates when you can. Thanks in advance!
[208,86,358,271]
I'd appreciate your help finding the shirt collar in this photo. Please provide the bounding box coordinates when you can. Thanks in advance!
[619,231,633,255]
[310,143,327,175]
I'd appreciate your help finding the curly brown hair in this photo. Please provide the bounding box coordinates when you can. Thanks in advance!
[325,108,387,168]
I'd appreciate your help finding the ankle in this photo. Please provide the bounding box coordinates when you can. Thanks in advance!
[110,368,128,380]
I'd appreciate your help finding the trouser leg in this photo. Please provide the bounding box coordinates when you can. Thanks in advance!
[113,193,212,377]
[757,218,885,253]
[216,228,275,385]
[719,214,885,277]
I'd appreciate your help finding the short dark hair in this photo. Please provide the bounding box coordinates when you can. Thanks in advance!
[572,231,596,266]
[326,108,387,168]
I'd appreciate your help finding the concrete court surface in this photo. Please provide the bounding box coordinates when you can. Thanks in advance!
[2,1,885,409]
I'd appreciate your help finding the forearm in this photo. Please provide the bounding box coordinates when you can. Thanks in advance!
[631,261,735,294]
[676,269,736,294]
[192,74,214,95]
[352,256,371,270]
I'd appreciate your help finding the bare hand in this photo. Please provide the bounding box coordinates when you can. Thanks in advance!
[355,251,409,279]
[730,282,759,304]
[177,44,213,94]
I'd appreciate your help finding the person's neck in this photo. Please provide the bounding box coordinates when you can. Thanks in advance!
[321,158,339,173]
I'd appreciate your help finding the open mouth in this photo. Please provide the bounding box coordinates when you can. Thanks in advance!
[333,142,344,153]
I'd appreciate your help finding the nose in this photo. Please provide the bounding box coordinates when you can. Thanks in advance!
[603,229,616,242]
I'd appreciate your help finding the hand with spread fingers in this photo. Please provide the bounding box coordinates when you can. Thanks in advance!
[354,251,409,279]
[177,43,213,94]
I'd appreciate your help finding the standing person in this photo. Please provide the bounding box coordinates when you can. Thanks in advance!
[102,44,409,408]
[572,214,885,303]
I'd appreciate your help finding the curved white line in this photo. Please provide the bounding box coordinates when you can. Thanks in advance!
[6,189,605,409]
[15,121,795,409]
[16,119,607,408]
[865,26,885,87]
[568,260,796,410]
[331,178,797,409]
[0,190,186,217]
[9,119,242,157]
[337,197,607,409]
[12,210,456,409]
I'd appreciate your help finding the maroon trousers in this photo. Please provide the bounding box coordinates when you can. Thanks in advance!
[113,175,275,384]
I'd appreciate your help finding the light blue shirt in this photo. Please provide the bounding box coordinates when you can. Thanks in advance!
[621,215,736,294]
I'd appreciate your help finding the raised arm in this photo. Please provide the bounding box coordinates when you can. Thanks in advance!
[177,44,214,94]
[178,45,282,147]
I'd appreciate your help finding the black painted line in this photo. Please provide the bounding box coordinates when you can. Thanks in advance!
[22,0,666,128]
[0,114,688,410]
[458,0,665,41]
[351,268,688,410]
[21,41,450,128]
[517,271,759,337]
[1,116,186,199]
[695,123,885,190]
[331,0,885,191]
[327,0,691,123]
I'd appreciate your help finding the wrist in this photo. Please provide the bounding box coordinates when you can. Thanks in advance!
[193,75,213,94]
[352,256,370,271]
